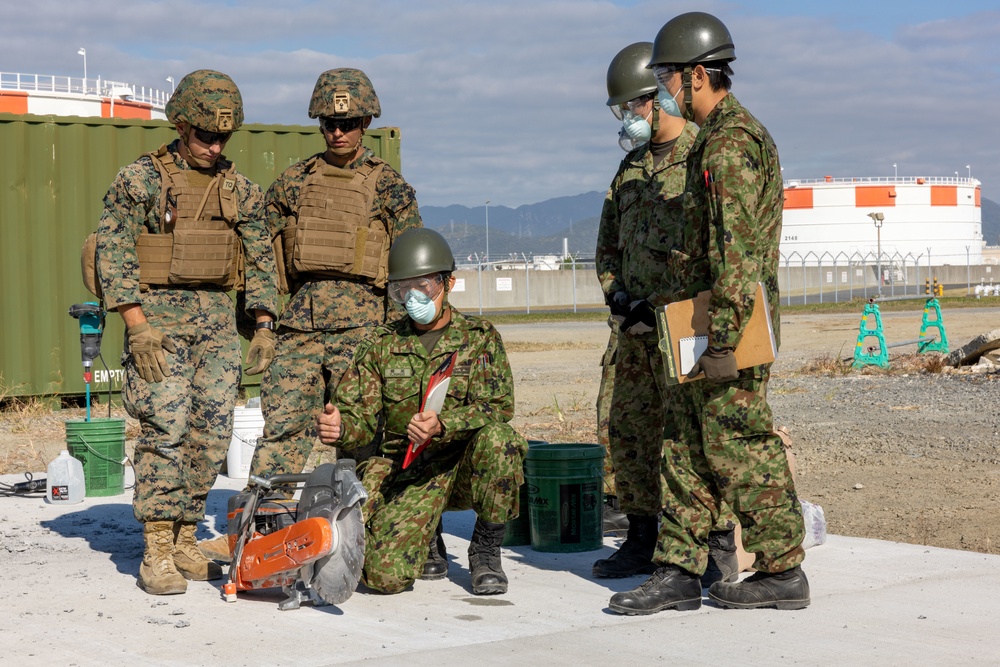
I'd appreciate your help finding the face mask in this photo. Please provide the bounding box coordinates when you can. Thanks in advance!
[656,80,683,118]
[621,110,651,143]
[405,289,438,324]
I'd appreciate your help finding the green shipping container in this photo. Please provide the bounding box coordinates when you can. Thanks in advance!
[0,113,401,398]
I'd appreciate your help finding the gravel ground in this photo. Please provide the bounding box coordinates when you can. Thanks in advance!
[3,305,999,555]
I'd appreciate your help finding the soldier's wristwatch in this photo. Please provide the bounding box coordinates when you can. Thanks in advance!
[255,321,276,331]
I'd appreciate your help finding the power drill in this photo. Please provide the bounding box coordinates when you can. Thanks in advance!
[68,302,104,384]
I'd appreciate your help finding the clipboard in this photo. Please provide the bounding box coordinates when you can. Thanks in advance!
[655,282,776,384]
[402,351,459,469]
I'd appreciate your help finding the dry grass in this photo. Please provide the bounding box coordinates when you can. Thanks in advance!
[796,352,950,376]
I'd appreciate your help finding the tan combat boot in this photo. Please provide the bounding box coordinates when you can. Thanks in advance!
[197,534,232,562]
[173,522,224,581]
[138,521,188,595]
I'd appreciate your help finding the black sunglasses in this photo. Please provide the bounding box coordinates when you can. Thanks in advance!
[321,116,364,134]
[192,127,232,145]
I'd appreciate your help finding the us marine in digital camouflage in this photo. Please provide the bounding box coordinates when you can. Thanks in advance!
[248,67,423,481]
[94,70,279,596]
[609,12,809,615]
[317,228,527,595]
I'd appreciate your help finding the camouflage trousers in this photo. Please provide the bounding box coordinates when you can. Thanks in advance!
[607,331,670,515]
[251,327,370,479]
[596,318,619,496]
[360,422,527,594]
[657,368,805,574]
[124,290,240,523]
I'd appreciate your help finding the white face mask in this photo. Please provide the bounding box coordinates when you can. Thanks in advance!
[620,109,652,148]
[656,80,684,118]
[405,289,438,324]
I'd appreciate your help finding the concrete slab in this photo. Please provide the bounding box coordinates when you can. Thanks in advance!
[1,471,998,666]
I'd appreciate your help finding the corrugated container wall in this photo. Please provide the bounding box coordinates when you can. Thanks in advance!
[0,113,401,398]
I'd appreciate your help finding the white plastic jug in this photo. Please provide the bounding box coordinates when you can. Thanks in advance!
[46,450,85,504]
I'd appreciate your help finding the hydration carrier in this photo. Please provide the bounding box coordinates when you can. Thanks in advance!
[281,158,388,287]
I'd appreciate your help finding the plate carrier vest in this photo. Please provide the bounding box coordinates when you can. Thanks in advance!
[280,157,389,288]
[134,144,243,290]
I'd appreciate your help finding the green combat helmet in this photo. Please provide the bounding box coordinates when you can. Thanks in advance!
[606,42,657,107]
[308,68,382,119]
[165,69,244,132]
[388,228,456,281]
[649,11,736,67]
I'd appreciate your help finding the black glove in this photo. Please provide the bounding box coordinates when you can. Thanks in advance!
[607,291,630,318]
[689,348,739,382]
[621,300,655,335]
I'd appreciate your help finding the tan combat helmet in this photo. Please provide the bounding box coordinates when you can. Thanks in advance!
[165,69,244,132]
[308,68,381,119]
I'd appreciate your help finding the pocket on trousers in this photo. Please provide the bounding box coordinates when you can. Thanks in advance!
[122,365,155,420]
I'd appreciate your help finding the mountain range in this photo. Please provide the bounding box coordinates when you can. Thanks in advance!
[421,192,1000,260]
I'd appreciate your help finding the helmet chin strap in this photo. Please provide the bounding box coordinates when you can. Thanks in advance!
[178,126,215,169]
[650,97,660,135]
[681,67,695,123]
[329,128,366,157]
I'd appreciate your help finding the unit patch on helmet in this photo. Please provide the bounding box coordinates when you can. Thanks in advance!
[333,92,350,115]
[217,109,234,131]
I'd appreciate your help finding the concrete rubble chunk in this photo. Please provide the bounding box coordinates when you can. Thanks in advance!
[944,327,1000,367]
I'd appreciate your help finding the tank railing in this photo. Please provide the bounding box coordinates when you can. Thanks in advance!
[0,71,168,108]
[784,175,979,187]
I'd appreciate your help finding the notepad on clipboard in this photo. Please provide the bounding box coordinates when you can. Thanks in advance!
[655,282,777,384]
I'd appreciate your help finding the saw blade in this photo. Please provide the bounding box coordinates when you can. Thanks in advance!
[309,504,365,605]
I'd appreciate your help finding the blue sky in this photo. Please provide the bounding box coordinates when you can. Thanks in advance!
[2,0,998,208]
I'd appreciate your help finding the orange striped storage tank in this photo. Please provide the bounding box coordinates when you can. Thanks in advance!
[781,175,982,266]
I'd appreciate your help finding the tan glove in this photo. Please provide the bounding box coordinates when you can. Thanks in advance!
[127,322,176,383]
[689,348,738,383]
[244,328,276,375]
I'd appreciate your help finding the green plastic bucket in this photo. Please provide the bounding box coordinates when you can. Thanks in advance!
[525,442,605,553]
[501,439,547,547]
[65,418,126,497]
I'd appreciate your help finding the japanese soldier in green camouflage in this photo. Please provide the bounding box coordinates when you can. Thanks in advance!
[609,13,808,616]
[95,70,279,596]
[595,42,739,585]
[250,67,423,484]
[317,228,527,595]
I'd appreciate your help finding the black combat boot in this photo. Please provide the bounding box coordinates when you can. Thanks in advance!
[468,517,508,595]
[602,495,629,537]
[420,520,449,581]
[608,565,703,615]
[592,514,658,578]
[702,529,739,588]
[709,565,810,610]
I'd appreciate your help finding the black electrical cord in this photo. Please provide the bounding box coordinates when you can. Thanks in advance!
[0,472,47,497]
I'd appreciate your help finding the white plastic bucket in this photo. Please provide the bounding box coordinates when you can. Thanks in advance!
[227,406,265,479]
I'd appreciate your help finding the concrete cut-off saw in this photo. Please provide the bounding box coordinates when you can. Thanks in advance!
[221,459,367,610]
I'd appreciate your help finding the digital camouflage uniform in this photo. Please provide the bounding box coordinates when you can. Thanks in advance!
[655,93,805,575]
[595,123,699,516]
[96,139,279,523]
[249,147,422,479]
[334,308,527,594]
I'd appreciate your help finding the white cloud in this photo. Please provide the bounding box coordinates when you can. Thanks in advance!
[2,1,997,206]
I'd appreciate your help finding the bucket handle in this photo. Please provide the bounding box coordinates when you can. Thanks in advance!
[75,433,129,467]
[232,430,260,445]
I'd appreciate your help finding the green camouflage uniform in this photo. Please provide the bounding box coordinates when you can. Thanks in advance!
[595,317,618,496]
[655,94,804,575]
[595,123,698,516]
[96,139,279,523]
[249,148,422,479]
[334,308,527,594]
